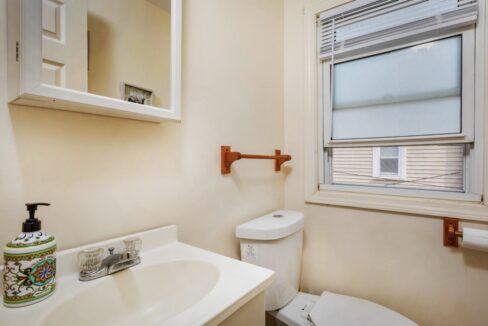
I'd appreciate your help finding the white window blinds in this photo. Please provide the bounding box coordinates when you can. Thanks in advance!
[319,0,478,59]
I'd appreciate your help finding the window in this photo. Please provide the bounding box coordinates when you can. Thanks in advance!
[317,0,482,201]
[331,37,462,141]
[322,34,477,197]
[372,147,405,179]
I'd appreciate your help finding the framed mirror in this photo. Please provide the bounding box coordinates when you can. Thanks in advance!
[7,0,181,122]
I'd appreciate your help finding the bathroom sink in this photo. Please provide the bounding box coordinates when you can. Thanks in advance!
[41,260,220,326]
[0,226,274,326]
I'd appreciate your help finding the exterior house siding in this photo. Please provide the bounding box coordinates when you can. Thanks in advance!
[332,145,464,192]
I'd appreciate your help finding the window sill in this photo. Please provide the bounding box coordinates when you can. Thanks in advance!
[307,187,488,222]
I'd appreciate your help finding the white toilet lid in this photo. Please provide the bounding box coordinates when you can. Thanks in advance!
[308,292,418,326]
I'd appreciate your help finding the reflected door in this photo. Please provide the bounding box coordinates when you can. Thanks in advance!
[42,0,88,91]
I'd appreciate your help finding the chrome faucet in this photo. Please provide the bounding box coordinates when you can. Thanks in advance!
[78,238,142,281]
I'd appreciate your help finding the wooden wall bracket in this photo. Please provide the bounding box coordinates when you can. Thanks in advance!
[443,217,463,247]
[221,145,291,175]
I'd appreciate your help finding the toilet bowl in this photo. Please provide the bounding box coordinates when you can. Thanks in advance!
[272,291,417,326]
[236,210,418,326]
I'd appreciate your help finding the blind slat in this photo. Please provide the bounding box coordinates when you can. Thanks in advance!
[319,0,478,59]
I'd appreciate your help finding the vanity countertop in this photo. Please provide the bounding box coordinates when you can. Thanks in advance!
[0,225,274,326]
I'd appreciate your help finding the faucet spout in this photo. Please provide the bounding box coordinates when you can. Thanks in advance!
[78,238,142,281]
[108,256,141,275]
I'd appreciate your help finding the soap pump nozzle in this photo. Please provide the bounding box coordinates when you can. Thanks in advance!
[23,203,50,232]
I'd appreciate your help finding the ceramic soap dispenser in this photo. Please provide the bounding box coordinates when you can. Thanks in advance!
[3,203,56,307]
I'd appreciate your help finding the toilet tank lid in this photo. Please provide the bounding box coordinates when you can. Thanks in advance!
[236,210,304,240]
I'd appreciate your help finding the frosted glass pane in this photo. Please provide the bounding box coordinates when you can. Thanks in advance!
[332,96,460,139]
[334,37,461,108]
[331,36,462,140]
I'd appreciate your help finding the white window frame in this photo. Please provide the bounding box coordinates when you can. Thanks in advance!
[323,31,475,148]
[303,0,488,222]
[372,147,406,180]
[322,31,481,200]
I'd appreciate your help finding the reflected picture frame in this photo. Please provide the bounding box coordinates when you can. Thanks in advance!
[121,82,153,106]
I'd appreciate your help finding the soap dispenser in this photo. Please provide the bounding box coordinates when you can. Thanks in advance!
[3,203,57,307]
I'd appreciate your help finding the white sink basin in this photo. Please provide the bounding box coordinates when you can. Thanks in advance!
[42,260,220,326]
[0,226,274,326]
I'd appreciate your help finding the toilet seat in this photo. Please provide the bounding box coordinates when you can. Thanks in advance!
[274,292,418,326]
[309,292,417,326]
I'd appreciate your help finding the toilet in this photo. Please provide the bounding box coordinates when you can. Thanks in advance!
[236,210,418,326]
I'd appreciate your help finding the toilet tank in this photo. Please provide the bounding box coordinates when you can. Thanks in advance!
[236,210,304,311]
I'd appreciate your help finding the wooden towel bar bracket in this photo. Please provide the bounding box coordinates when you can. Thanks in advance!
[443,218,463,247]
[221,145,292,175]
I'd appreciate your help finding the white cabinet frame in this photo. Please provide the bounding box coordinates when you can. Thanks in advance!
[7,0,182,123]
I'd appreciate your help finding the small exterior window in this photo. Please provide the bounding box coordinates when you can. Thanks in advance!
[372,147,405,179]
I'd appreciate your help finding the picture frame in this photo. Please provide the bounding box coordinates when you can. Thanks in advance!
[121,82,154,106]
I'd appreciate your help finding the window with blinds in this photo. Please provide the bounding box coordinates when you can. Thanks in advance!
[319,0,482,197]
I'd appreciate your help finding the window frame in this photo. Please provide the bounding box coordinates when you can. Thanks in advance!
[303,0,488,222]
[322,30,476,148]
[320,29,481,201]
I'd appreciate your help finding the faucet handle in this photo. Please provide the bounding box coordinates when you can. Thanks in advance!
[123,238,142,255]
[78,247,104,273]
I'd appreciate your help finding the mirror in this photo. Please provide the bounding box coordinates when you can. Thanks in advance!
[7,0,181,122]
[42,0,171,109]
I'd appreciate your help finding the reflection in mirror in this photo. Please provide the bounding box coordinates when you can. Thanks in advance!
[41,0,171,109]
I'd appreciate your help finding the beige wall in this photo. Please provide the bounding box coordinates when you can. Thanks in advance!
[0,0,284,259]
[284,1,488,325]
[87,0,171,108]
[3,1,488,325]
